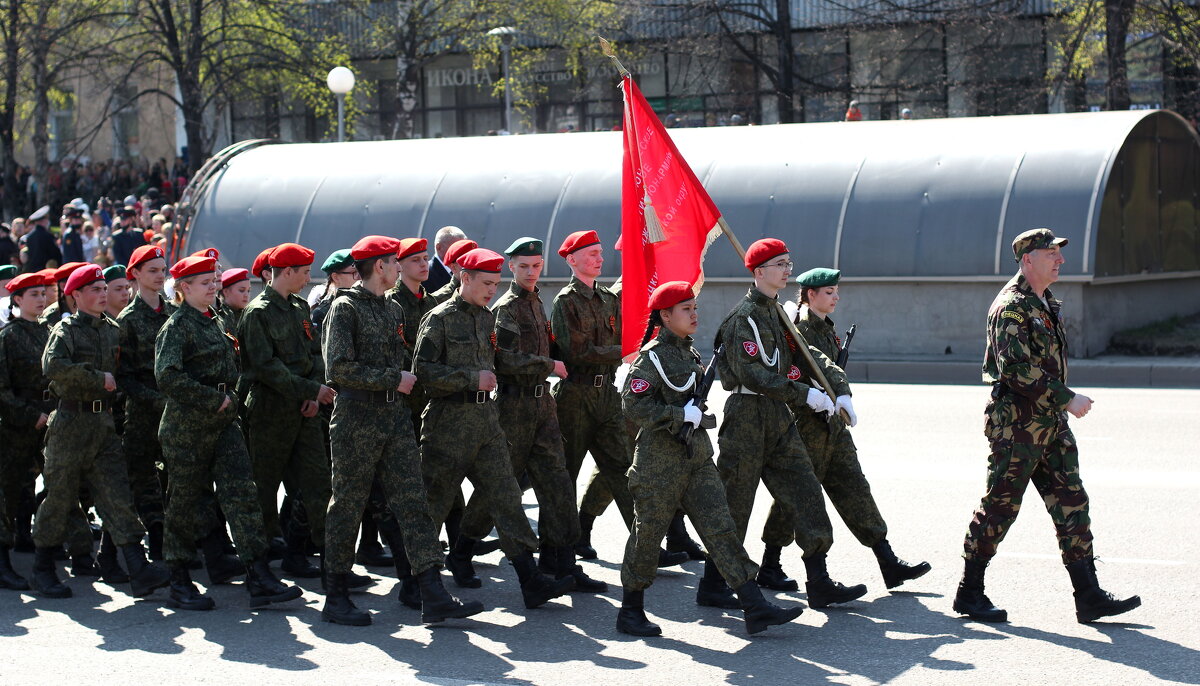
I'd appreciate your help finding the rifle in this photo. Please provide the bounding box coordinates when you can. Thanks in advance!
[836,324,857,368]
[677,345,722,455]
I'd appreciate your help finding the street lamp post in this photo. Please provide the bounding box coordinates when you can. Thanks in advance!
[487,26,517,133]
[326,66,356,142]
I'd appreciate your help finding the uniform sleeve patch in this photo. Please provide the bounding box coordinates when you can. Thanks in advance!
[629,378,651,394]
[743,341,759,356]
[787,365,802,380]
[1001,311,1024,324]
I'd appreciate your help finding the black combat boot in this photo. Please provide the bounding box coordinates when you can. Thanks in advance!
[96,531,129,584]
[1065,557,1141,624]
[556,546,607,593]
[512,552,574,609]
[417,567,484,624]
[803,553,867,608]
[200,527,244,585]
[0,543,29,590]
[695,559,740,609]
[574,513,597,560]
[147,521,164,562]
[355,517,393,568]
[952,558,1007,622]
[473,538,502,556]
[735,581,804,635]
[444,506,464,549]
[321,572,370,625]
[376,516,420,609]
[31,547,71,598]
[71,554,101,578]
[280,524,321,579]
[872,539,931,589]
[756,544,799,591]
[445,536,483,588]
[166,565,215,611]
[616,588,661,636]
[246,558,303,608]
[14,495,35,552]
[267,536,286,561]
[658,548,688,568]
[665,512,706,561]
[121,544,171,597]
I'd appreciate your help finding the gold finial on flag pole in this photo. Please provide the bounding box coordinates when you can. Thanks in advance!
[598,37,630,77]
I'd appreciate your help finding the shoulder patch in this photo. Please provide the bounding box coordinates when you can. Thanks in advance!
[787,365,802,380]
[1001,311,1024,324]
[629,378,651,394]
[743,340,759,356]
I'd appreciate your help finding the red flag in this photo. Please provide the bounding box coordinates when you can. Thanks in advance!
[620,75,723,355]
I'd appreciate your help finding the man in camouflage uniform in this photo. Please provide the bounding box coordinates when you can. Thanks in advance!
[426,238,476,307]
[705,238,865,611]
[238,243,335,579]
[31,264,169,599]
[414,247,573,609]
[454,238,605,593]
[38,262,86,325]
[757,267,929,594]
[155,255,303,610]
[320,235,482,626]
[954,228,1140,624]
[117,245,173,560]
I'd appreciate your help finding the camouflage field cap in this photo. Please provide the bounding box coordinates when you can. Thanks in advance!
[1012,228,1068,260]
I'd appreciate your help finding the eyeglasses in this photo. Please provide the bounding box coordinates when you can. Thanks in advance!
[762,260,793,271]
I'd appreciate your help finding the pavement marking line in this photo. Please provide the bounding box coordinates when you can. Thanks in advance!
[998,552,1189,566]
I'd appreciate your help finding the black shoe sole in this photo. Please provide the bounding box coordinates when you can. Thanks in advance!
[807,584,868,609]
[32,584,72,598]
[422,600,485,624]
[756,576,800,592]
[617,623,663,637]
[574,545,597,560]
[746,607,804,635]
[250,586,304,608]
[166,597,216,611]
[321,611,371,626]
[1077,596,1141,623]
[953,601,1008,623]
[883,561,933,589]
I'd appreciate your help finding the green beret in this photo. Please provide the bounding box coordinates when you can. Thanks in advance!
[504,237,544,257]
[795,267,840,289]
[320,248,354,274]
[103,265,128,282]
[0,265,17,280]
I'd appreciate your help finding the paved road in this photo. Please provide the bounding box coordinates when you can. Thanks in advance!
[1,383,1196,685]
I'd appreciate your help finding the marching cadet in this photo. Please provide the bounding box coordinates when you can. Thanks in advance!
[216,268,251,338]
[386,237,435,426]
[311,249,356,334]
[39,262,86,324]
[453,237,606,593]
[955,229,1140,624]
[704,238,864,611]
[237,243,335,579]
[32,264,170,599]
[117,244,173,561]
[320,235,482,626]
[154,255,302,610]
[103,266,132,320]
[757,267,929,593]
[618,281,803,637]
[413,247,574,609]
[426,238,476,307]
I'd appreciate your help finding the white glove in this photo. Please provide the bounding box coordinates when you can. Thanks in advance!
[683,400,702,428]
[835,395,857,427]
[805,388,835,416]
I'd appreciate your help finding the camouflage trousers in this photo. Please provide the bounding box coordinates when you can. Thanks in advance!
[963,428,1093,564]
[553,380,634,528]
[0,426,42,547]
[161,418,267,564]
[460,393,581,547]
[716,394,833,557]
[123,399,166,527]
[761,411,887,549]
[325,398,442,575]
[622,431,758,590]
[245,397,330,544]
[33,409,145,548]
[421,399,538,558]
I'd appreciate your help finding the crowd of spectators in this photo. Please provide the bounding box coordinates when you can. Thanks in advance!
[2,156,189,222]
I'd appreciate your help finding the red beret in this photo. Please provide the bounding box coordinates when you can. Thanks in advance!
[744,238,789,270]
[36,268,57,281]
[558,230,601,258]
[170,256,217,280]
[268,242,315,268]
[221,268,250,288]
[191,247,220,260]
[647,281,695,310]
[251,247,274,279]
[64,264,104,295]
[6,272,50,293]
[129,244,166,270]
[396,237,428,261]
[53,262,87,282]
[444,239,478,267]
[350,235,400,261]
[457,248,504,273]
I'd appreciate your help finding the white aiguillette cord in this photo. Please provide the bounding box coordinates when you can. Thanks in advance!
[647,350,696,393]
[746,316,780,367]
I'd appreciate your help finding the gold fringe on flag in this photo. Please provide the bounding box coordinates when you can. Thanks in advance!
[643,194,667,243]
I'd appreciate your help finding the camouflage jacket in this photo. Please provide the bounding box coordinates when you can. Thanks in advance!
[413,293,494,397]
[38,299,71,326]
[386,281,434,367]
[493,281,555,387]
[794,306,841,365]
[622,327,712,459]
[154,303,240,429]
[550,276,622,376]
[0,318,52,427]
[42,311,120,402]
[237,286,324,403]
[323,285,408,392]
[310,290,335,339]
[117,293,175,407]
[716,288,849,406]
[983,273,1074,444]
[427,274,459,308]
[216,302,243,340]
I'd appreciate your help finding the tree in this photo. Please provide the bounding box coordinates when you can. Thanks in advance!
[0,0,23,219]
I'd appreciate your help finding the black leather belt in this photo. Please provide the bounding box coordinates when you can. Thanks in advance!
[338,388,398,403]
[58,399,112,414]
[438,390,493,404]
[16,388,53,402]
[496,383,546,398]
[563,372,611,387]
